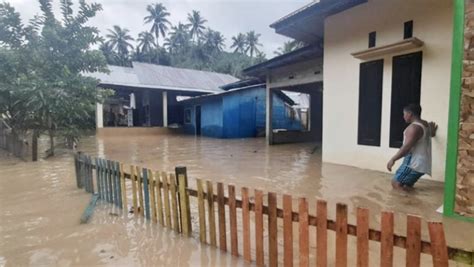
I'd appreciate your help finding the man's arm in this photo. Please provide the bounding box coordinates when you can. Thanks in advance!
[387,125,423,171]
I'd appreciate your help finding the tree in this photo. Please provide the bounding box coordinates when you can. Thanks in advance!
[100,41,118,65]
[245,30,262,57]
[274,40,305,55]
[230,33,247,54]
[202,28,225,54]
[144,3,170,46]
[137,31,156,53]
[0,0,110,158]
[106,25,134,66]
[186,10,207,42]
[164,22,190,53]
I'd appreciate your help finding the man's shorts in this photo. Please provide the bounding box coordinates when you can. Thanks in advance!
[393,154,424,187]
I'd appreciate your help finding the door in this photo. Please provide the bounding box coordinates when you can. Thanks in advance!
[195,106,201,136]
[389,51,422,148]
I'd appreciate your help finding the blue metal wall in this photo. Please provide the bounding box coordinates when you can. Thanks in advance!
[272,93,303,131]
[201,98,224,137]
[183,86,302,138]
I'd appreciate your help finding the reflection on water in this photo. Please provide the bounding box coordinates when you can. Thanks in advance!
[0,134,472,266]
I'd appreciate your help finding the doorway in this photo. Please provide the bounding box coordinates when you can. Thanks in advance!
[195,105,201,136]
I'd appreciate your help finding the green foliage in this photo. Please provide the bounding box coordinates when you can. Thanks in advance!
[0,0,109,155]
[102,3,268,78]
[274,40,305,55]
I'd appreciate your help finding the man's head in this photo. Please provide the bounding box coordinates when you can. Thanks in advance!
[403,104,422,123]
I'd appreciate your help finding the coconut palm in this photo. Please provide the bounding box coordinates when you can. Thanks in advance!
[144,3,171,46]
[202,28,225,53]
[99,41,118,65]
[164,23,190,53]
[230,33,247,54]
[245,30,262,57]
[106,25,134,65]
[137,31,156,53]
[186,10,207,42]
[274,40,305,55]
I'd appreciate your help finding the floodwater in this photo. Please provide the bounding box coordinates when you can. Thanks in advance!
[0,134,472,266]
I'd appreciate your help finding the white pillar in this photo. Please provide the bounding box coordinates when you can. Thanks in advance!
[265,76,273,145]
[96,103,103,129]
[162,91,168,127]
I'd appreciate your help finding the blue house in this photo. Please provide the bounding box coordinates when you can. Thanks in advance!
[181,81,303,138]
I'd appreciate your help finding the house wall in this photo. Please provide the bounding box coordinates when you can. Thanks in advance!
[323,0,453,180]
[202,98,224,138]
[456,0,474,217]
[272,88,323,144]
[268,58,323,88]
[183,86,302,139]
[223,87,264,138]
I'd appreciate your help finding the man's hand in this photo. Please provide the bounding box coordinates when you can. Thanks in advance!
[428,121,438,137]
[387,159,395,172]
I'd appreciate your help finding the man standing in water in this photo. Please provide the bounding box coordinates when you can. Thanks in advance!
[387,104,437,190]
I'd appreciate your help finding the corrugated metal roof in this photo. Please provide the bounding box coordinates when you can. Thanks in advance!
[88,62,238,94]
[88,65,140,85]
[132,62,238,93]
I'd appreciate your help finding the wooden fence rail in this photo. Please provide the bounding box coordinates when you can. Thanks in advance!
[74,153,473,267]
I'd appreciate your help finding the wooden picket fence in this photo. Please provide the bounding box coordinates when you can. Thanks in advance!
[74,153,473,267]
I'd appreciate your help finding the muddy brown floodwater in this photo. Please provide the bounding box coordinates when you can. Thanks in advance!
[1,134,472,266]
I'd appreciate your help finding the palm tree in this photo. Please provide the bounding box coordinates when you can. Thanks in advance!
[165,23,190,53]
[99,41,118,65]
[255,51,267,63]
[202,28,225,53]
[230,33,247,54]
[144,3,171,46]
[137,31,156,53]
[106,25,134,65]
[186,10,207,42]
[274,40,305,55]
[245,30,262,57]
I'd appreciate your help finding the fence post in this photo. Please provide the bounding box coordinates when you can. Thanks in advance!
[74,153,81,188]
[178,172,191,236]
[32,130,38,162]
[176,166,191,234]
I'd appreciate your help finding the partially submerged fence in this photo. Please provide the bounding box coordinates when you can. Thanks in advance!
[74,152,473,267]
[0,120,30,160]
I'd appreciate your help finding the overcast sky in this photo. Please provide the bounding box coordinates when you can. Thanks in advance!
[8,0,309,57]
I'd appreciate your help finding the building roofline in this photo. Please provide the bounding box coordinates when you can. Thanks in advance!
[97,82,222,94]
[270,0,367,31]
[243,45,322,77]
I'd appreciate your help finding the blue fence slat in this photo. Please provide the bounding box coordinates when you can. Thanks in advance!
[108,160,114,204]
[143,168,150,220]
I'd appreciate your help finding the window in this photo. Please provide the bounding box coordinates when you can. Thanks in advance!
[184,109,191,124]
[389,51,422,148]
[358,59,384,146]
[368,31,376,48]
[404,20,413,39]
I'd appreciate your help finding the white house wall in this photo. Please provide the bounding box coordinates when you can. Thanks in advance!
[323,0,453,181]
[268,58,323,88]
